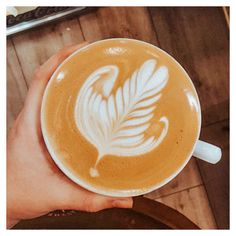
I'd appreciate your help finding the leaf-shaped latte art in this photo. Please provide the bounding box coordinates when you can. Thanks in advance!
[75,59,169,177]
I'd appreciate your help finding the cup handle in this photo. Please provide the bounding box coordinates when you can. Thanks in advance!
[193,140,222,164]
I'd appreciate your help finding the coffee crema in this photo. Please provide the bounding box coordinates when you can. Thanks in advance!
[41,39,200,195]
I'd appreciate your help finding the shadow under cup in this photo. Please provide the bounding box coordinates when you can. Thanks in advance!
[41,38,201,197]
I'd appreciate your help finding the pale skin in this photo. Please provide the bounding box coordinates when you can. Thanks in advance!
[7,43,133,229]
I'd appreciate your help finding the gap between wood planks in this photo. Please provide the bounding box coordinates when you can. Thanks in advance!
[10,38,29,89]
[153,183,203,200]
[147,7,161,46]
[75,17,86,41]
[202,118,228,128]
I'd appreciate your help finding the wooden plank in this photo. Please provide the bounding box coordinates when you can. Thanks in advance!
[149,7,229,228]
[145,158,202,199]
[7,39,28,132]
[10,17,85,86]
[149,7,229,125]
[156,185,217,229]
[202,99,229,127]
[79,7,158,45]
[197,120,229,229]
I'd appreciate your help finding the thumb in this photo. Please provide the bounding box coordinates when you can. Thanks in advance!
[24,42,88,117]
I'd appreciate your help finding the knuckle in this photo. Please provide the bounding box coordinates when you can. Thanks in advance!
[33,66,42,78]
[83,198,101,213]
[10,120,24,138]
[12,109,35,136]
[57,48,68,59]
[15,117,28,135]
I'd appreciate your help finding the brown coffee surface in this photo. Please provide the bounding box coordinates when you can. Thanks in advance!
[42,39,200,194]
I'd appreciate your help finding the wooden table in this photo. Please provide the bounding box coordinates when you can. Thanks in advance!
[7,7,229,229]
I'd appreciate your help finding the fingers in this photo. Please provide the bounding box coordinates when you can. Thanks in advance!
[82,195,133,212]
[24,42,88,119]
[53,178,133,212]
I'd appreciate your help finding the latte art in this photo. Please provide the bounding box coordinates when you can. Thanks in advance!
[42,39,200,195]
[75,59,169,177]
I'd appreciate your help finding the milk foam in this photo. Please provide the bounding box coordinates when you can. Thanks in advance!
[74,59,169,177]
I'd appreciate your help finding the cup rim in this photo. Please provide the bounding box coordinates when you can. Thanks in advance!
[41,38,202,197]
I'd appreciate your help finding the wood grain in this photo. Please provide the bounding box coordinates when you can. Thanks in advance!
[10,17,85,86]
[202,99,229,127]
[149,7,229,229]
[79,7,158,44]
[145,158,202,199]
[197,120,229,229]
[149,7,229,124]
[157,185,217,229]
[7,39,28,132]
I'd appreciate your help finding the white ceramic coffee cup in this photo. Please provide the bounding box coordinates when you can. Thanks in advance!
[41,38,222,197]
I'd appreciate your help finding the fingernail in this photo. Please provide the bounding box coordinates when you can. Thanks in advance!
[112,198,133,208]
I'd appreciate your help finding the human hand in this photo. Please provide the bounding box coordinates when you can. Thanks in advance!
[7,43,133,229]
